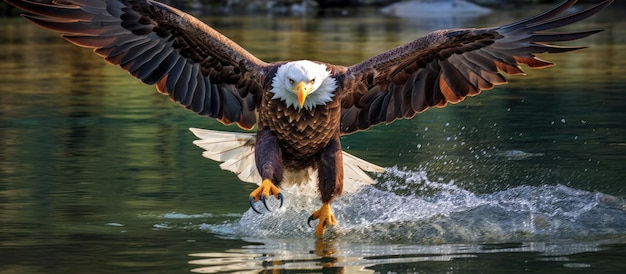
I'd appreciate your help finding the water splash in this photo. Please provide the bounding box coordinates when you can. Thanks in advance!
[181,168,626,272]
[193,167,626,243]
[497,150,545,160]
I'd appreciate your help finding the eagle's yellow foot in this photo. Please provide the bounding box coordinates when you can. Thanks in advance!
[307,203,337,237]
[249,179,283,214]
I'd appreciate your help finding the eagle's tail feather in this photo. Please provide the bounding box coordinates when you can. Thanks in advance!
[189,128,262,184]
[189,128,384,192]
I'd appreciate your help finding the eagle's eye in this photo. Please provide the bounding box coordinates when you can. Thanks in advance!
[289,79,294,85]
[310,78,315,84]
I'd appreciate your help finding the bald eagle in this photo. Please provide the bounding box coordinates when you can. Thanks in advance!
[6,0,612,237]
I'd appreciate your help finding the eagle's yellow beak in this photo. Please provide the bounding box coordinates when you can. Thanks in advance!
[295,81,311,108]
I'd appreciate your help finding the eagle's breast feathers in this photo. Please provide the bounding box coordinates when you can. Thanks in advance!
[258,61,344,168]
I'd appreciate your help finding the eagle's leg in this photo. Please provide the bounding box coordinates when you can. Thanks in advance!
[308,203,337,236]
[308,137,343,237]
[249,128,284,214]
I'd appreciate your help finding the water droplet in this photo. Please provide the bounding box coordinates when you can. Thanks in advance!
[564,263,591,268]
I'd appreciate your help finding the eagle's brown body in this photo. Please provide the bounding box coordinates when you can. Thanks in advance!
[259,77,342,170]
[5,0,612,236]
[258,64,347,202]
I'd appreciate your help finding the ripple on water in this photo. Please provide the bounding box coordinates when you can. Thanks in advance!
[155,167,626,273]
[200,167,626,243]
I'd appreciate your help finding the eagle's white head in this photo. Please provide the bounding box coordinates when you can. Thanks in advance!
[270,60,337,111]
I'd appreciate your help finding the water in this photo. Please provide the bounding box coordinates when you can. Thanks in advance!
[1,3,626,273]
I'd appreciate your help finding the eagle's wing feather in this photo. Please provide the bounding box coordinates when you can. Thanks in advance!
[7,0,268,130]
[340,0,611,134]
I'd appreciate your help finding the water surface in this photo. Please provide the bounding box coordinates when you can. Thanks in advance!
[1,4,625,273]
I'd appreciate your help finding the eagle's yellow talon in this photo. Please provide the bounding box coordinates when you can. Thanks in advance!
[249,179,282,213]
[308,203,337,237]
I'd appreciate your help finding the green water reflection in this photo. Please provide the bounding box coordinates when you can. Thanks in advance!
[1,4,625,273]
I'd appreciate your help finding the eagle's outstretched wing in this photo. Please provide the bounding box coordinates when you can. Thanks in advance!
[6,0,268,129]
[340,0,612,134]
